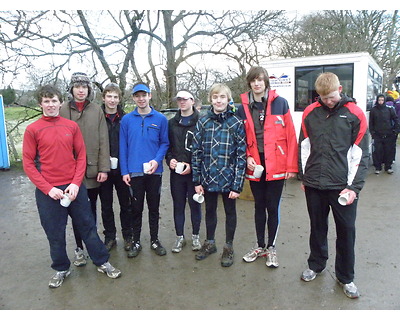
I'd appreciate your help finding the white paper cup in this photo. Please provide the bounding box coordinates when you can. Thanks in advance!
[338,192,350,206]
[143,162,151,174]
[110,157,118,169]
[175,162,185,174]
[193,193,204,204]
[60,193,71,207]
[253,165,264,178]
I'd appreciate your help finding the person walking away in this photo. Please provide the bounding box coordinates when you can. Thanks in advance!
[165,90,202,253]
[99,83,134,251]
[60,72,110,267]
[119,82,169,258]
[23,85,121,288]
[298,72,369,299]
[237,66,298,268]
[192,83,246,267]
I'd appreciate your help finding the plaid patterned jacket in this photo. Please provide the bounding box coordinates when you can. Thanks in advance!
[192,107,246,193]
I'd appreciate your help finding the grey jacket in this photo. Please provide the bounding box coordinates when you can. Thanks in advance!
[60,100,110,188]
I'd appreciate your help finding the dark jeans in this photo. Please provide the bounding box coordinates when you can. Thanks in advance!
[170,171,201,236]
[71,187,99,250]
[99,170,133,241]
[372,133,397,170]
[249,178,285,248]
[204,191,237,244]
[36,184,109,271]
[130,174,162,242]
[304,186,357,284]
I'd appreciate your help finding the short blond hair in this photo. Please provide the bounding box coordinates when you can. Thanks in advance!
[208,83,232,103]
[315,72,341,96]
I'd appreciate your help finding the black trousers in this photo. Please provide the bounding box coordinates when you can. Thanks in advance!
[305,186,357,284]
[249,178,285,248]
[170,171,201,236]
[204,191,237,244]
[130,174,162,242]
[99,170,133,241]
[372,133,397,170]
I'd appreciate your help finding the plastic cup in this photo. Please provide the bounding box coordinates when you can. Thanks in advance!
[193,193,204,204]
[143,162,151,174]
[110,157,118,169]
[175,162,185,174]
[253,165,264,178]
[60,193,71,207]
[338,192,350,206]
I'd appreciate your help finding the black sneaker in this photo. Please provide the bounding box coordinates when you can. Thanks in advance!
[151,239,167,256]
[104,239,117,251]
[195,240,217,260]
[127,241,142,258]
[221,245,234,267]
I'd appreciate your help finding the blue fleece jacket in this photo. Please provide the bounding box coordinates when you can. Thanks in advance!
[119,106,169,176]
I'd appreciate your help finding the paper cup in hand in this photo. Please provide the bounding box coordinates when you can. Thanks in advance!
[193,193,204,204]
[253,165,264,178]
[110,157,118,169]
[60,193,71,207]
[338,192,350,206]
[143,162,151,174]
[175,162,185,174]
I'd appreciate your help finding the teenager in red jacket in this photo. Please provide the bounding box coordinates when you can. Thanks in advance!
[23,85,121,288]
[237,66,298,268]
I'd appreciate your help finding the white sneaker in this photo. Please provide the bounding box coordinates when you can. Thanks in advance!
[191,234,202,251]
[338,281,360,299]
[97,261,122,279]
[243,246,268,263]
[48,270,70,288]
[172,235,186,253]
[266,246,279,268]
[73,247,87,267]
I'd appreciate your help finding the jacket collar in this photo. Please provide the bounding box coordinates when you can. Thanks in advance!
[172,107,199,126]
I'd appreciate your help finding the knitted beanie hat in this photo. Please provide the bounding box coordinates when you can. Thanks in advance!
[67,72,94,101]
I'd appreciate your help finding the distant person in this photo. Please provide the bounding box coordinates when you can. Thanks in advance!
[298,72,369,299]
[119,82,169,257]
[237,66,298,268]
[23,85,121,288]
[192,83,246,267]
[99,83,133,251]
[165,90,202,253]
[60,72,110,267]
[369,94,400,174]
[387,90,400,118]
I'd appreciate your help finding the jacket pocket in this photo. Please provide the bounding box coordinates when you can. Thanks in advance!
[274,140,288,173]
[86,154,99,179]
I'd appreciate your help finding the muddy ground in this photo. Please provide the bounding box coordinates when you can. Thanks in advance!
[1,152,400,311]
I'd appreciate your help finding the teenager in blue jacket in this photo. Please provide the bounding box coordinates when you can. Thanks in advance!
[119,82,169,257]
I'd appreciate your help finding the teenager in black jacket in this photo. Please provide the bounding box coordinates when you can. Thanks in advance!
[165,90,202,253]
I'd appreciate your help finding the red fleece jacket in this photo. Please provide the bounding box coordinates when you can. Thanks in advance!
[23,115,87,195]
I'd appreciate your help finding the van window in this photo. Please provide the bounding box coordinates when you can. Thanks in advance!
[367,66,383,111]
[295,64,354,111]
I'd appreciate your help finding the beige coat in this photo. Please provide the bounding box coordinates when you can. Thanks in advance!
[60,100,110,189]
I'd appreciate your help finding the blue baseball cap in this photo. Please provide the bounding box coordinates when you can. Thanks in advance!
[132,83,151,94]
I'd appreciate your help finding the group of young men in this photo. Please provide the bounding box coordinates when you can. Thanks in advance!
[23,68,375,300]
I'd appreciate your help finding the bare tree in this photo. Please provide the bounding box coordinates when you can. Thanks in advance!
[1,10,286,108]
[278,10,400,91]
